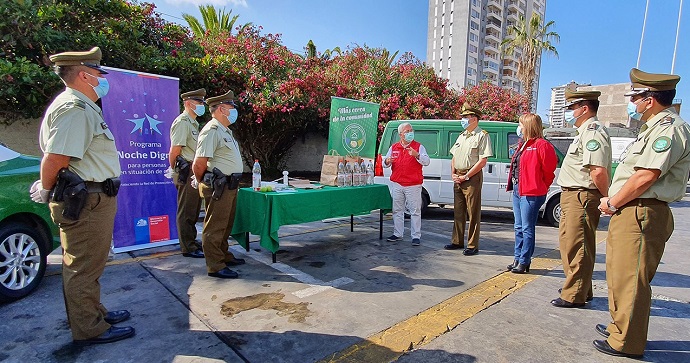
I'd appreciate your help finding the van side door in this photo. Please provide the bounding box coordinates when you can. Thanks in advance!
[498,131,520,202]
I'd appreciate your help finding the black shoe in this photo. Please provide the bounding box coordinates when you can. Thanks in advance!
[557,288,594,302]
[208,267,239,279]
[507,260,519,271]
[73,326,135,346]
[596,324,610,338]
[462,248,479,256]
[550,297,585,308]
[225,258,246,266]
[593,339,643,358]
[386,235,402,242]
[444,244,463,250]
[511,263,530,273]
[182,250,205,258]
[104,310,130,325]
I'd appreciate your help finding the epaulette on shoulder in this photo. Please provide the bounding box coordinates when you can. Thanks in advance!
[62,99,86,110]
[660,116,674,126]
[481,129,488,134]
[587,123,599,131]
[210,125,218,130]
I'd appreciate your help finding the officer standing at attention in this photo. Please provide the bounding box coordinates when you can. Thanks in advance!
[552,90,611,308]
[29,47,135,345]
[445,104,493,255]
[192,91,246,279]
[166,88,206,258]
[594,68,690,358]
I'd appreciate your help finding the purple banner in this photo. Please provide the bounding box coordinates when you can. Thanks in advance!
[101,67,180,251]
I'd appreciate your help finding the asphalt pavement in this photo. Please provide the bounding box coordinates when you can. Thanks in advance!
[1,197,689,363]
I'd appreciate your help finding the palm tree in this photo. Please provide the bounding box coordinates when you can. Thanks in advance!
[501,13,559,111]
[183,5,252,38]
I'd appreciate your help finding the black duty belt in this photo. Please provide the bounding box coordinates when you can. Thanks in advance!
[561,187,595,192]
[85,181,106,193]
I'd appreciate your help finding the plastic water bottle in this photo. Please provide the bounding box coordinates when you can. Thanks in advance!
[344,162,352,187]
[252,160,261,191]
[337,161,345,187]
[366,161,374,185]
[352,161,361,186]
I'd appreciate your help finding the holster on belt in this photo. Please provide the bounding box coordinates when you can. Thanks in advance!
[211,167,228,200]
[103,177,121,197]
[175,155,191,184]
[52,168,88,220]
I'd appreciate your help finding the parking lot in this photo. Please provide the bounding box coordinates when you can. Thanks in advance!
[2,201,689,363]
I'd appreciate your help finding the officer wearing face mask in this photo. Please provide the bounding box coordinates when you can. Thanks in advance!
[166,88,206,259]
[445,104,493,255]
[552,90,611,308]
[593,68,690,359]
[192,90,245,279]
[382,122,431,246]
[30,47,135,345]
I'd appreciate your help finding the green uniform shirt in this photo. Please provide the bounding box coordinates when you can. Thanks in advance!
[557,117,612,189]
[610,108,690,202]
[195,118,243,175]
[170,111,199,162]
[39,88,120,182]
[449,127,493,171]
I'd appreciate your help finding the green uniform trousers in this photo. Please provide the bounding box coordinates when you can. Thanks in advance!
[605,199,673,355]
[558,189,602,304]
[49,193,116,340]
[451,172,483,249]
[174,173,202,253]
[199,182,239,273]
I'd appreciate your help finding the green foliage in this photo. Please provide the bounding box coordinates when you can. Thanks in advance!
[183,5,251,38]
[0,57,61,121]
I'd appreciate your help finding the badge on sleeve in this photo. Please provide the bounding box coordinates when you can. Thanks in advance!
[652,136,672,152]
[585,140,600,151]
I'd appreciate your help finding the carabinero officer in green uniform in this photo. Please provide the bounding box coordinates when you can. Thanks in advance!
[594,68,690,358]
[29,47,135,345]
[552,89,611,308]
[166,88,206,258]
[192,91,246,279]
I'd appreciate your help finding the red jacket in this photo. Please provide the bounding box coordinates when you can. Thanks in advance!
[507,138,558,196]
[390,141,423,186]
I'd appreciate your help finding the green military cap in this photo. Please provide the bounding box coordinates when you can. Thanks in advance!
[49,46,107,74]
[624,68,680,96]
[459,103,481,117]
[181,88,206,102]
[206,90,237,108]
[564,89,601,107]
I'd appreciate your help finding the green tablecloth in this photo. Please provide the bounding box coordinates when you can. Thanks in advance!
[231,184,392,253]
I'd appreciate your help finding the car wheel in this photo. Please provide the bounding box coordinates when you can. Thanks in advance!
[421,191,430,216]
[544,197,561,227]
[0,224,49,302]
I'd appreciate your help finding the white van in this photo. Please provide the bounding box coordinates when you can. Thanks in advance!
[374,120,565,227]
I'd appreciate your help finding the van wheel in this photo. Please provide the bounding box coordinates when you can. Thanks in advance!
[544,197,561,227]
[421,192,430,216]
[0,224,49,302]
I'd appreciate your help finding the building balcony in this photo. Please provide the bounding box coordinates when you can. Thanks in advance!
[483,66,499,75]
[503,61,517,70]
[484,46,500,57]
[488,0,503,8]
[508,1,519,12]
[485,32,501,43]
[486,21,502,33]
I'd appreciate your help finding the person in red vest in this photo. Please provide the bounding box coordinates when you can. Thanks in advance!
[383,122,431,246]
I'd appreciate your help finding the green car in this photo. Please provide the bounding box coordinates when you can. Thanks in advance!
[0,144,60,302]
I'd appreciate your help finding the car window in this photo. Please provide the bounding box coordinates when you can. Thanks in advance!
[508,133,520,158]
[414,130,439,156]
[0,144,20,163]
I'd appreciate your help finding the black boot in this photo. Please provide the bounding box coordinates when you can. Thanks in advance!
[511,263,530,274]
[507,260,519,271]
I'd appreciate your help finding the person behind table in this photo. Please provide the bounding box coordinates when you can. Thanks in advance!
[382,122,431,246]
[505,113,557,274]
[192,90,246,279]
[445,104,493,256]
[30,47,134,345]
[551,89,611,309]
[166,88,206,259]
[593,68,690,359]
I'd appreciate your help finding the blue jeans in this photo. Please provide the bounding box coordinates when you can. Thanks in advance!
[512,187,546,265]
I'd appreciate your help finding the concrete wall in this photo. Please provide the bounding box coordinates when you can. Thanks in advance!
[0,117,328,172]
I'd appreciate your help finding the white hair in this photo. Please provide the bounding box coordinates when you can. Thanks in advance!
[398,122,412,134]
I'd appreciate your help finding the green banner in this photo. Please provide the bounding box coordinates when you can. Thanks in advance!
[327,97,380,158]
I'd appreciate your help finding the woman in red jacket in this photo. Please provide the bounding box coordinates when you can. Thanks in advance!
[506,113,558,273]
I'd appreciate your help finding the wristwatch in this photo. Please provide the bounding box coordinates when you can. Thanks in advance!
[607,200,617,212]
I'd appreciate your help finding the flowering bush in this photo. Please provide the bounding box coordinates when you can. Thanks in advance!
[460,82,529,122]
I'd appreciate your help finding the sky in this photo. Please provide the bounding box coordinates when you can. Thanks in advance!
[151,0,689,121]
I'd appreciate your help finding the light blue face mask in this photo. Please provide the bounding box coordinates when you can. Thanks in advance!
[228,108,239,124]
[194,104,206,116]
[86,73,109,98]
[404,131,414,142]
[627,101,644,120]
[460,118,469,129]
[563,110,575,125]
[516,125,523,138]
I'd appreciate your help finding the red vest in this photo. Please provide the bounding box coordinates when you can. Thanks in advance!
[390,141,423,186]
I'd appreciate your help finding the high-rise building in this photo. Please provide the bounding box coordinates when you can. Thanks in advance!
[548,81,584,128]
[426,0,546,109]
